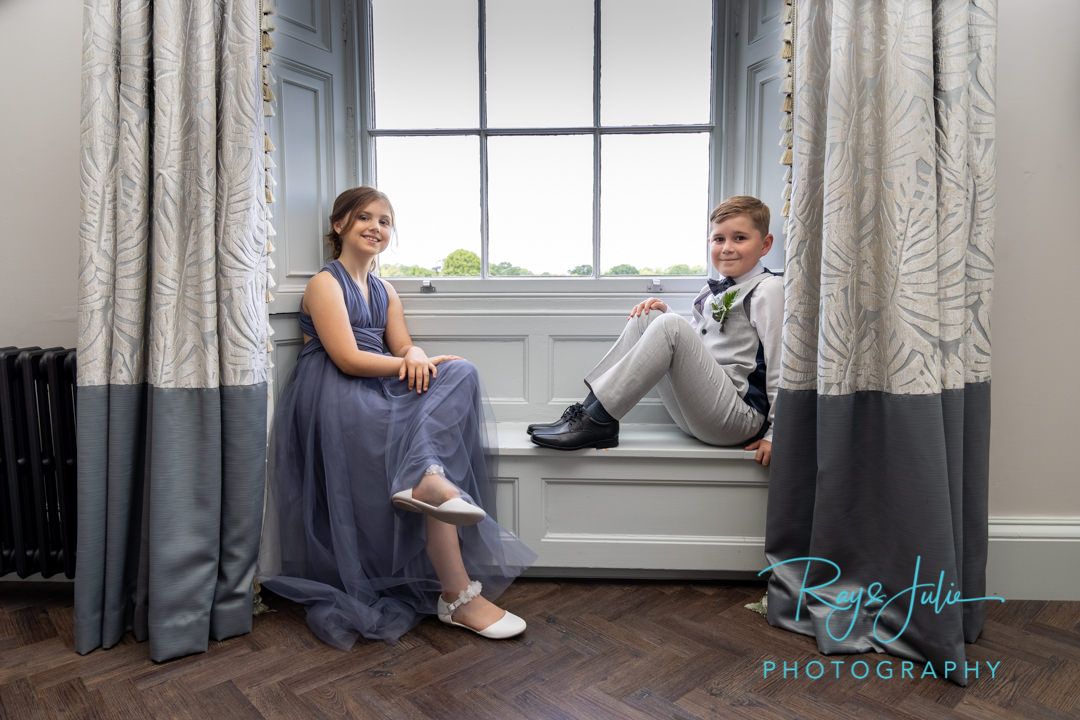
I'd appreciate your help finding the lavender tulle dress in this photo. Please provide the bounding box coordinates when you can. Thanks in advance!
[258,260,535,649]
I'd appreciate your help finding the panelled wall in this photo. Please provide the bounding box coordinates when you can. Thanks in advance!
[725,0,790,265]
[266,0,789,577]
[269,292,776,576]
[269,0,354,306]
[271,295,698,423]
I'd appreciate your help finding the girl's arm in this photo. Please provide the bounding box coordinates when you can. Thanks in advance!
[382,279,416,358]
[382,279,441,392]
[304,272,402,378]
[382,280,463,392]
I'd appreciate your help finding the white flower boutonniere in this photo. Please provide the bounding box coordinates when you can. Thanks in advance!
[710,288,740,332]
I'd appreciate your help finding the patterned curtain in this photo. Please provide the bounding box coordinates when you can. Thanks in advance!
[76,0,268,662]
[763,0,996,685]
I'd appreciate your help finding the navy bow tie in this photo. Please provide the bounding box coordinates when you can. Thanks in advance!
[708,277,736,295]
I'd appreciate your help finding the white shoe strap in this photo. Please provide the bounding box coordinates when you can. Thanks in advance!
[444,580,482,614]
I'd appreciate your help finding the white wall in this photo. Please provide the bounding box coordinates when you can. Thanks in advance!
[990,0,1080,516]
[0,0,82,348]
[1,0,1077,520]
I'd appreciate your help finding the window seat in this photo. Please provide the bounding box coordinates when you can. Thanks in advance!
[493,422,760,461]
[489,422,770,579]
[268,313,772,579]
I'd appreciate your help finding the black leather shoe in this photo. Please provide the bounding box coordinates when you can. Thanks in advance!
[526,403,583,435]
[530,405,619,450]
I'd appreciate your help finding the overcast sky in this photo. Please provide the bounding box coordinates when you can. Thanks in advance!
[370,0,714,275]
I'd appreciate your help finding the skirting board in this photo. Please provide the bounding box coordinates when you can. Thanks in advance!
[985,517,1080,601]
[520,517,1080,602]
[7,518,1074,601]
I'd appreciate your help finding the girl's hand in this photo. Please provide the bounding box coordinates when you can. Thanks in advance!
[630,297,668,318]
[400,346,434,393]
[429,354,464,366]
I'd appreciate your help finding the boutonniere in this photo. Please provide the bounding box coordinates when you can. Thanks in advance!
[710,288,740,332]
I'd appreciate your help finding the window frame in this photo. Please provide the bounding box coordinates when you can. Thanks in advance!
[355,0,729,295]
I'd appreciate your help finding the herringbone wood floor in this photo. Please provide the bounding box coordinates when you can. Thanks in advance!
[2,579,1078,719]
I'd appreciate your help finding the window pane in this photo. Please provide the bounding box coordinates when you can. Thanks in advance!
[372,0,478,129]
[486,0,593,128]
[601,0,712,126]
[374,136,481,276]
[600,133,710,275]
[488,135,593,276]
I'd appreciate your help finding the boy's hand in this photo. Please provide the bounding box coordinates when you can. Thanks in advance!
[745,439,772,466]
[629,297,668,318]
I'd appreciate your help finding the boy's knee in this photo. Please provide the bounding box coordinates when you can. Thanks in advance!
[650,311,691,338]
[653,312,682,328]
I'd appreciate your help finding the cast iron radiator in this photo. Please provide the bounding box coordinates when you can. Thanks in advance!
[0,347,77,579]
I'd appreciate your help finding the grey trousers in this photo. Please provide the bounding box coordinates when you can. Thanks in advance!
[584,311,764,446]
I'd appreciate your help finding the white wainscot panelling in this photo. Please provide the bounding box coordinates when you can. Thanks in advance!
[266,0,350,310]
[547,335,665,425]
[266,309,686,424]
[494,477,519,537]
[276,0,334,51]
[746,60,785,216]
[548,335,613,402]
[748,0,786,45]
[543,477,765,538]
[503,454,770,575]
[548,336,661,405]
[270,314,303,404]
[410,335,528,403]
[274,60,337,293]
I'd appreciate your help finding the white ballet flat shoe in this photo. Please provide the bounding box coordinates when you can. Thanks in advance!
[437,581,526,640]
[391,488,486,526]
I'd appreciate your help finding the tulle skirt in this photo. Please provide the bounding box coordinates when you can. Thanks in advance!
[258,351,535,649]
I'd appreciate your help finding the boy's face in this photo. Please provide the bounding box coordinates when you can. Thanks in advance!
[709,214,773,279]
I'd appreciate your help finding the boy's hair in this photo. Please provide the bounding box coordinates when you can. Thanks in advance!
[710,196,770,239]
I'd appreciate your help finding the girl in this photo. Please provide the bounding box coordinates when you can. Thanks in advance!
[259,187,534,649]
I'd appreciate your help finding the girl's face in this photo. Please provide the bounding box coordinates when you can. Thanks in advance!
[336,199,393,258]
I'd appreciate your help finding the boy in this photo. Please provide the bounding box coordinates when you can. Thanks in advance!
[529,195,782,466]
